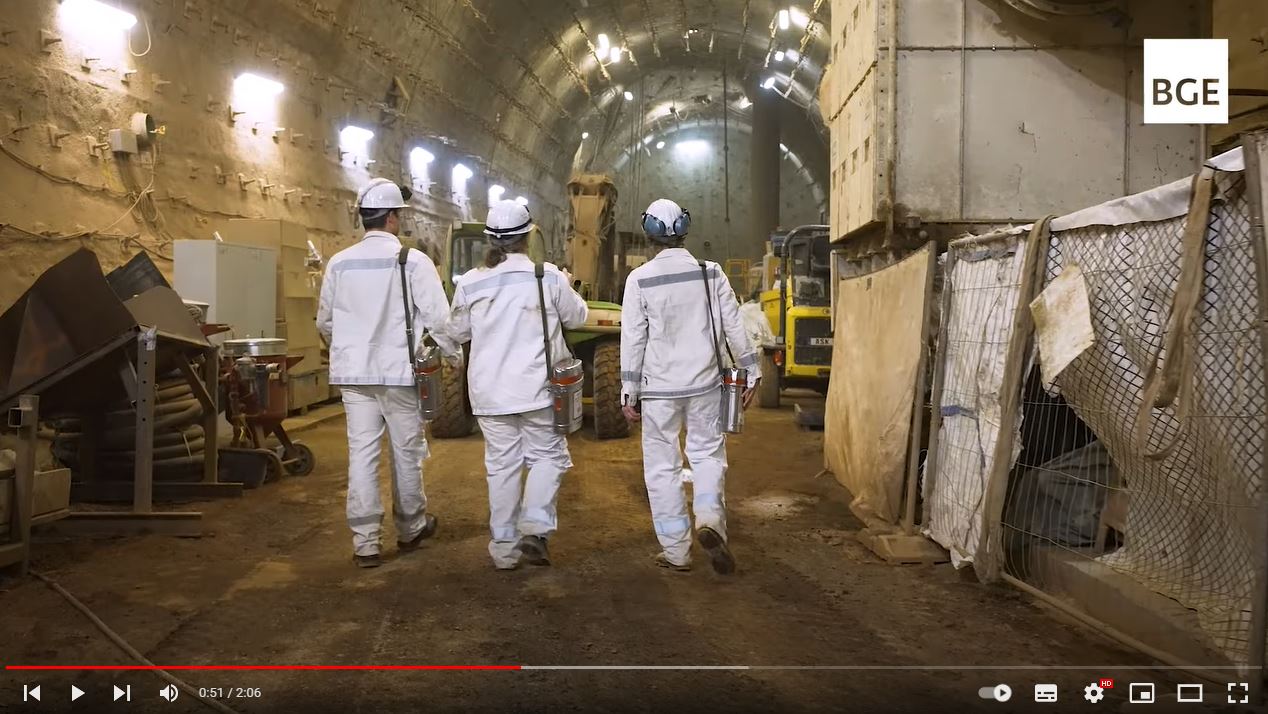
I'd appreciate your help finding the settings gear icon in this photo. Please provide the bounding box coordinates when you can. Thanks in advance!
[1083,683,1105,703]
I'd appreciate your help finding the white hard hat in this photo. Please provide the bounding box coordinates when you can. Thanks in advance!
[641,198,690,242]
[484,199,535,245]
[357,178,409,210]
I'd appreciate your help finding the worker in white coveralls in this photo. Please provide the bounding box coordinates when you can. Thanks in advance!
[447,200,588,570]
[620,198,760,574]
[317,178,460,568]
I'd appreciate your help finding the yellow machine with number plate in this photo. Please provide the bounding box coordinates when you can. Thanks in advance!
[757,225,833,408]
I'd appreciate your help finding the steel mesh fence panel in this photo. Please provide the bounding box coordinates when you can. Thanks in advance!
[1000,168,1267,667]
[924,232,1029,571]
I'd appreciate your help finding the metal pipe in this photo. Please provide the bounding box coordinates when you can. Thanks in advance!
[884,0,898,244]
[1002,574,1229,686]
[723,60,731,226]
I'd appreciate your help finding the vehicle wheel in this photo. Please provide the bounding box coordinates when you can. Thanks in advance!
[263,449,285,483]
[285,442,315,476]
[591,340,630,439]
[430,362,473,438]
[758,352,781,409]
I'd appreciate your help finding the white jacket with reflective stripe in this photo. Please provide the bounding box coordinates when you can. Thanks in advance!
[317,231,458,386]
[447,254,589,416]
[620,248,760,404]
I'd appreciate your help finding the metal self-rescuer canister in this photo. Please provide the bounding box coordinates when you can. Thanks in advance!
[720,367,747,434]
[550,357,584,435]
[414,345,442,420]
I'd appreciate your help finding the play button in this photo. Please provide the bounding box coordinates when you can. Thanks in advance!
[71,685,85,701]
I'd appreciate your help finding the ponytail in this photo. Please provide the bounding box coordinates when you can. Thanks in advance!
[483,235,528,268]
[484,245,508,268]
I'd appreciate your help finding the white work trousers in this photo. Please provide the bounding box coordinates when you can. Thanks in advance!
[640,393,728,566]
[341,385,430,556]
[477,407,571,569]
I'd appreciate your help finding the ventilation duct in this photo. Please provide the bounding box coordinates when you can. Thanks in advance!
[1000,0,1121,19]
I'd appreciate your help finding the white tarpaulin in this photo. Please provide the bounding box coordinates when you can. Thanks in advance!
[924,236,1029,568]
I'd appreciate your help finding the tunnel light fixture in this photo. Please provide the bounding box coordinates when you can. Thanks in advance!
[581,131,590,139]
[610,46,623,64]
[339,125,374,153]
[597,33,610,53]
[61,0,138,31]
[780,143,790,153]
[515,196,528,207]
[789,7,810,28]
[675,139,709,156]
[410,147,435,165]
[761,77,777,90]
[623,90,634,101]
[786,48,801,62]
[234,72,284,98]
[777,9,790,30]
[452,163,474,182]
[655,140,665,149]
[774,50,786,62]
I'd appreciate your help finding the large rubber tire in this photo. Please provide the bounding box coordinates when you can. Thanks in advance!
[758,352,781,409]
[430,362,474,438]
[591,340,630,439]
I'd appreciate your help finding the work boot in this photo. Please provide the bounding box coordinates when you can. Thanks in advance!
[653,552,691,573]
[515,535,551,566]
[353,553,382,569]
[696,527,736,575]
[397,514,439,552]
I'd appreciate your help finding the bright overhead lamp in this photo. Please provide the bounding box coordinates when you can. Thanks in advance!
[597,33,610,52]
[777,9,790,30]
[675,139,709,155]
[623,90,634,101]
[581,131,590,139]
[786,48,801,62]
[61,0,138,31]
[234,72,285,98]
[515,196,528,206]
[409,147,435,165]
[610,46,623,63]
[790,7,810,28]
[774,50,785,62]
[780,143,789,152]
[655,140,665,149]
[340,125,374,147]
[761,77,777,90]
[452,163,474,182]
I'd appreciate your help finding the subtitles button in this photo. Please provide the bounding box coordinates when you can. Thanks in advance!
[1034,684,1058,703]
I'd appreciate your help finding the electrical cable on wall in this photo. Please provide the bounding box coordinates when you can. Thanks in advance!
[128,17,153,57]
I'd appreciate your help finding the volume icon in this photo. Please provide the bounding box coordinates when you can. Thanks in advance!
[159,684,180,702]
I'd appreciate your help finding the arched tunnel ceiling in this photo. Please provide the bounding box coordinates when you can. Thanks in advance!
[428,0,834,191]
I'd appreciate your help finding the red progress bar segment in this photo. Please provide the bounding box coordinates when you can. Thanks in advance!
[6,666,521,671]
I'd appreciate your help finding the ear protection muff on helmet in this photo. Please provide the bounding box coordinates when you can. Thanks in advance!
[641,208,691,241]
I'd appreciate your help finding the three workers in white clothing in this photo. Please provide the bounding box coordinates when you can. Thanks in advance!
[321,179,757,573]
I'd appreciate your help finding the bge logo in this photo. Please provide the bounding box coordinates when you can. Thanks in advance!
[1143,39,1228,125]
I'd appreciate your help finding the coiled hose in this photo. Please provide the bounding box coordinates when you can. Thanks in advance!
[46,372,208,481]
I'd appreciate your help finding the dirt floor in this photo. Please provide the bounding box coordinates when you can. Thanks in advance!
[0,397,1201,713]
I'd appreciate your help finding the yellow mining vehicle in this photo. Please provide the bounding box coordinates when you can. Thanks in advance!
[758,224,833,408]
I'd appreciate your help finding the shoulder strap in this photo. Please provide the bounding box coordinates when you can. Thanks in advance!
[699,261,736,372]
[535,263,553,382]
[398,247,416,362]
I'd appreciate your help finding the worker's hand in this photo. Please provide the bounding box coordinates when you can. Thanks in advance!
[742,382,759,410]
[622,404,641,423]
